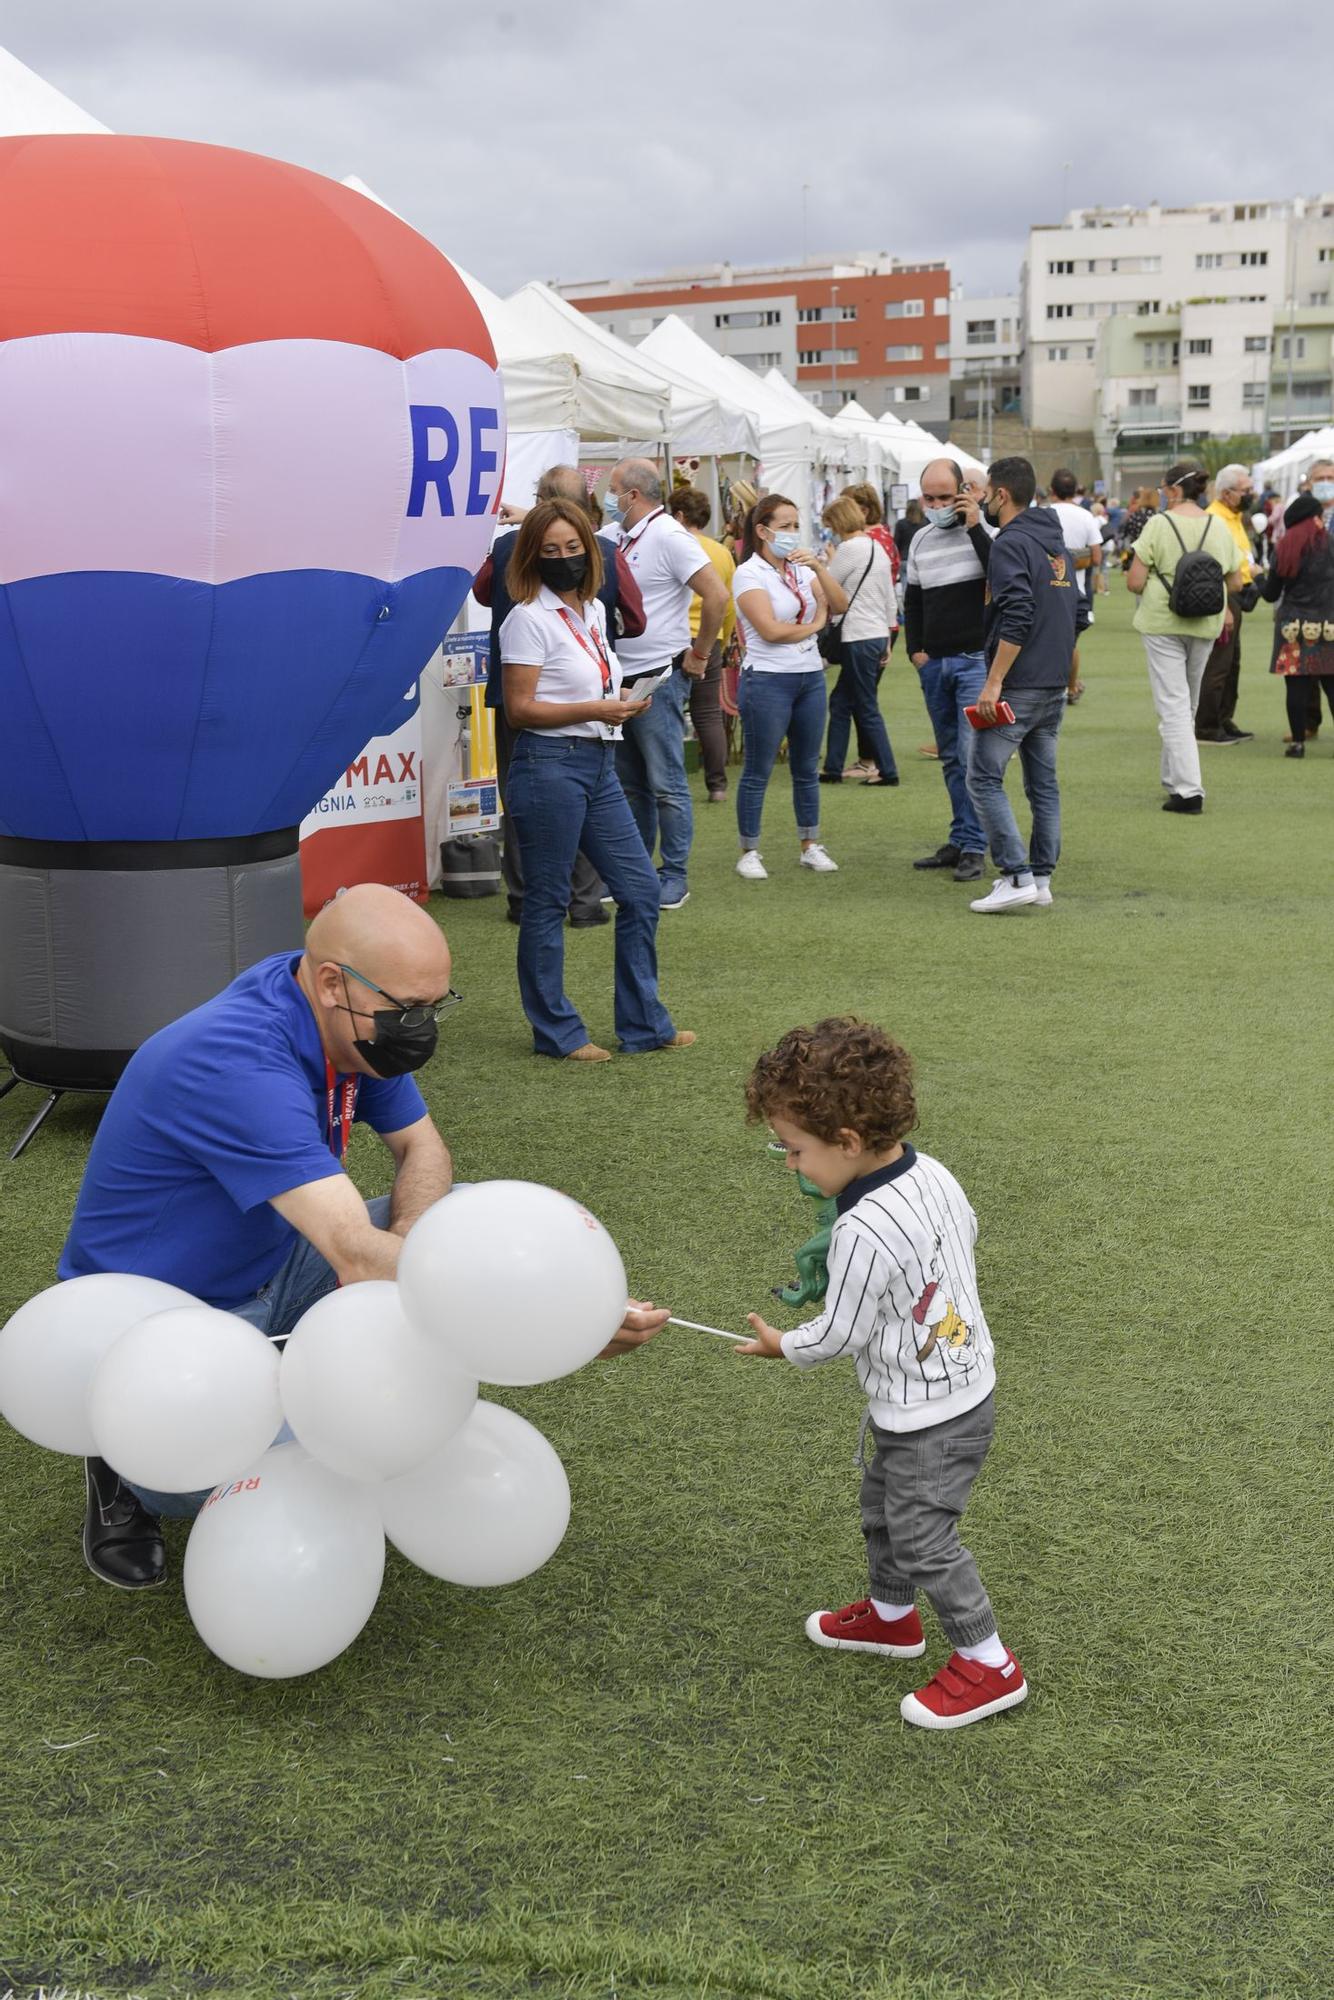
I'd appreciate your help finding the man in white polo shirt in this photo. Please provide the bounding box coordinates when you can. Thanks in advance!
[605,459,729,910]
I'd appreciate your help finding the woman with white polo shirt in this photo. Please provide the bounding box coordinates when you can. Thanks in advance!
[500,500,694,1062]
[731,495,837,879]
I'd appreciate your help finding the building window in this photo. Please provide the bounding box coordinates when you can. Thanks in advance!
[1320,247,1333,262]
[1292,376,1333,403]
[935,297,949,313]
[885,344,923,361]
[1128,387,1158,408]
[1243,335,1269,353]
[1085,345,1096,360]
[1187,338,1213,356]
[1047,345,1069,361]
[801,347,858,367]
[1048,259,1074,275]
[936,342,952,359]
[1279,334,1307,361]
[1309,290,1330,307]
[1187,384,1211,408]
[1234,203,1268,221]
[1136,300,1162,315]
[898,385,925,402]
[797,304,856,322]
[714,309,781,329]
[1047,304,1073,320]
[885,299,925,318]
[735,352,782,370]
[797,349,822,366]
[1196,253,1222,270]
[966,320,997,344]
[1239,250,1268,266]
[1242,382,1265,407]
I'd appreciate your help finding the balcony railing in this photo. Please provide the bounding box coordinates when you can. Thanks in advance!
[1111,403,1182,428]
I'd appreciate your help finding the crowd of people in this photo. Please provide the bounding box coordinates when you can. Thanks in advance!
[482,450,1334,1059]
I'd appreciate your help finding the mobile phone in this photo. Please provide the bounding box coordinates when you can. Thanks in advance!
[964,700,1015,731]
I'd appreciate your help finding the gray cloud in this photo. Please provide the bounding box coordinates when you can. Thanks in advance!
[6,0,1329,301]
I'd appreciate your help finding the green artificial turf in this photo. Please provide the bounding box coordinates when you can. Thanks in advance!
[1,582,1330,2000]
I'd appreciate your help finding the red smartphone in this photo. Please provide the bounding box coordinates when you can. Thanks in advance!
[964,700,1015,731]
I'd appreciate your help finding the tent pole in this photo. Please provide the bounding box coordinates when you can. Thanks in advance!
[663,439,675,494]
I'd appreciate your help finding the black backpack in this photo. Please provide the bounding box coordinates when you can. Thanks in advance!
[1162,515,1227,618]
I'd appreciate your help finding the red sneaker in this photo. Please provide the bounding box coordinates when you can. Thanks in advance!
[900,1650,1028,1729]
[804,1598,925,1658]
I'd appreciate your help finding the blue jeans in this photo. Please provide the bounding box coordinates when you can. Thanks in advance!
[966,686,1067,878]
[506,733,675,1057]
[736,668,827,847]
[823,638,897,779]
[614,660,693,887]
[122,1195,394,1518]
[917,651,988,854]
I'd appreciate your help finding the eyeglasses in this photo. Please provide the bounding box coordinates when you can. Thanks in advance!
[335,964,463,1029]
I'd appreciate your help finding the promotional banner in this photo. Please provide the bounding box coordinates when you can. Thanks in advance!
[299,683,427,916]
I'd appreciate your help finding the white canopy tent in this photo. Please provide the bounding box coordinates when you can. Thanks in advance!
[504,281,757,463]
[641,317,823,534]
[1254,427,1334,501]
[0,44,108,132]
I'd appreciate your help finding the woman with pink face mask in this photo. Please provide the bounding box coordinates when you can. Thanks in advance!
[1261,470,1334,758]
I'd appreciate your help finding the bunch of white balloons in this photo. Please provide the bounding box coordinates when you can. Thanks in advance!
[0,1182,628,1678]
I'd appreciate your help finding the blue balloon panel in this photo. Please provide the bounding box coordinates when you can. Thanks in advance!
[0,567,473,842]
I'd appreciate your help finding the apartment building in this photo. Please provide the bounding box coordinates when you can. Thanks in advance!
[1022,196,1334,458]
[555,255,953,430]
[949,290,1021,450]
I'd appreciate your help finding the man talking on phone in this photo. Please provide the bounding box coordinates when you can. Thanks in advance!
[965,458,1087,915]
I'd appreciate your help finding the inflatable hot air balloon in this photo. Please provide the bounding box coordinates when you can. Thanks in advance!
[0,135,503,1131]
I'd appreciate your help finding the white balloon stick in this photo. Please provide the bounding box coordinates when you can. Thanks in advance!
[668,1315,747,1343]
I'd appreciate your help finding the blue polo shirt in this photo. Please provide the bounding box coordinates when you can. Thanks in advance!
[59,953,427,1308]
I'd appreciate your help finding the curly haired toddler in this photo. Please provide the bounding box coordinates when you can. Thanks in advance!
[739,1016,1027,1730]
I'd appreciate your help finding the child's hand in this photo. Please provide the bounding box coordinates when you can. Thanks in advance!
[737,1313,786,1359]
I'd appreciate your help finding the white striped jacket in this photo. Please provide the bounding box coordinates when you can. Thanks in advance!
[780,1147,997,1433]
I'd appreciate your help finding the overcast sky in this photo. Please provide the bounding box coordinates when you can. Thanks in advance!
[7,1,1332,301]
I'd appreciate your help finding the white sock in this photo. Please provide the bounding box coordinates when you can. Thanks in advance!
[1013,871,1035,888]
[872,1597,914,1624]
[958,1631,1008,1668]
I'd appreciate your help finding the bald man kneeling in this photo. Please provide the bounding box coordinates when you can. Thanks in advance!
[58,885,668,1591]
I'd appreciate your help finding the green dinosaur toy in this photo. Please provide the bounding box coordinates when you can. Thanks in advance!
[772,1169,837,1308]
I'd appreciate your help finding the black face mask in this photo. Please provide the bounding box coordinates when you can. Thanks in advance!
[538,553,588,592]
[982,498,1004,527]
[354,1011,438,1077]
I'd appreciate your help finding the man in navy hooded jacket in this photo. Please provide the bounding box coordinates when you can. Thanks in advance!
[966,456,1088,914]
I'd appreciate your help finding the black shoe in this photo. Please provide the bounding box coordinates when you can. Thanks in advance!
[1162,794,1204,815]
[952,851,986,881]
[505,905,522,926]
[817,770,844,784]
[569,907,611,928]
[1195,731,1237,746]
[913,843,962,871]
[83,1457,166,1590]
[1221,722,1254,741]
[862,773,900,788]
[1285,742,1306,759]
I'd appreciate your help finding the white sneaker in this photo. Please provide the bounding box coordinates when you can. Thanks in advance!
[970,875,1038,914]
[799,843,839,873]
[736,849,768,881]
[1032,877,1053,907]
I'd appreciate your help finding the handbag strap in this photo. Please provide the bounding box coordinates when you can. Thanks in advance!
[835,544,876,619]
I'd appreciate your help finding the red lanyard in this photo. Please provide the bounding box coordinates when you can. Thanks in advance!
[781,561,811,626]
[556,605,613,693]
[325,1060,357,1165]
[622,506,664,558]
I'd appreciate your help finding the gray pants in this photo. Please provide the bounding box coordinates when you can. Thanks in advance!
[860,1393,997,1648]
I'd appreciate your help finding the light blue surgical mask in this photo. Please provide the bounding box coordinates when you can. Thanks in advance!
[1312,480,1334,504]
[925,505,960,529]
[767,530,801,559]
[604,490,628,524]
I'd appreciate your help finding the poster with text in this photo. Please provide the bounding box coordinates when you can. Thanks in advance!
[299,684,428,916]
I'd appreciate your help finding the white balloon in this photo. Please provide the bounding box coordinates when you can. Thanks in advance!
[89,1305,281,1492]
[397,1181,627,1386]
[184,1442,385,1678]
[0,1274,198,1454]
[379,1399,571,1587]
[279,1281,477,1482]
